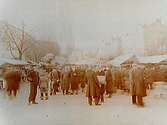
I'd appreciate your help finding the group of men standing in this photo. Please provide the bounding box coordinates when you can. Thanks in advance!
[25,66,113,106]
[25,66,87,105]
[2,63,155,107]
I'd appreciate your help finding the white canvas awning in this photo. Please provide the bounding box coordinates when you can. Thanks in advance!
[107,54,135,66]
[137,55,167,64]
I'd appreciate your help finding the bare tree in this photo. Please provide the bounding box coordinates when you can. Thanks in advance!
[0,21,35,60]
[24,40,60,63]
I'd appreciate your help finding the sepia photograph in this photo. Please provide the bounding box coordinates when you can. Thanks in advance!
[0,0,167,125]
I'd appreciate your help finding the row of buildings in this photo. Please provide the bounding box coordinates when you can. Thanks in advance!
[68,19,167,63]
[0,20,167,62]
[144,19,167,56]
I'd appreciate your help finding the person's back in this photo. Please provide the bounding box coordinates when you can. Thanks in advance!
[131,65,146,106]
[86,69,100,105]
[132,67,144,86]
[134,67,146,97]
[4,69,21,97]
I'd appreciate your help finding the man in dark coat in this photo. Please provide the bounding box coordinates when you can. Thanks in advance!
[85,69,101,106]
[60,68,70,95]
[105,69,113,98]
[130,64,147,107]
[70,68,80,95]
[97,74,106,103]
[4,70,21,97]
[80,70,86,93]
[27,67,40,105]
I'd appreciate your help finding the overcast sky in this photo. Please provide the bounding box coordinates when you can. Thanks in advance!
[0,0,167,56]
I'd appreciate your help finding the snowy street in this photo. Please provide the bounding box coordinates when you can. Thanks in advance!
[0,83,167,125]
[0,0,167,125]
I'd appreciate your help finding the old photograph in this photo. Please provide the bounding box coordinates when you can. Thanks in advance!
[0,0,167,125]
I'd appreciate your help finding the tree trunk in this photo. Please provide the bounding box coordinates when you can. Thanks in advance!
[19,52,22,60]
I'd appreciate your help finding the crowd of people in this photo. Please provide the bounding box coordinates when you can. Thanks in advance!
[0,63,158,107]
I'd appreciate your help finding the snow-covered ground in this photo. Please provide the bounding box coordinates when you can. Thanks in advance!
[0,82,167,125]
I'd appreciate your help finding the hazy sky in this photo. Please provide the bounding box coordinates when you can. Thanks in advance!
[0,0,167,56]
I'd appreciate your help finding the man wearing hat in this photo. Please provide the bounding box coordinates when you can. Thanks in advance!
[27,66,40,105]
[130,64,147,107]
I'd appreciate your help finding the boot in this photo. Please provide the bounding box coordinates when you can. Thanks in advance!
[32,101,38,104]
[45,93,48,100]
[108,94,112,98]
[88,97,92,106]
[41,97,44,100]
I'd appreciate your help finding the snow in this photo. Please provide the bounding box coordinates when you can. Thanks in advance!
[0,82,167,125]
[106,54,167,66]
[107,54,134,66]
[0,60,6,65]
[0,58,27,65]
[137,55,167,64]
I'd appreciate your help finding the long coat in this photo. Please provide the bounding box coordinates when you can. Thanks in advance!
[70,70,79,91]
[80,70,86,88]
[75,69,81,82]
[27,70,40,85]
[130,67,146,97]
[27,70,40,102]
[105,70,113,93]
[86,70,100,97]
[60,71,70,91]
[4,70,21,92]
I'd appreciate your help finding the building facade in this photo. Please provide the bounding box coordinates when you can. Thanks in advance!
[144,19,167,56]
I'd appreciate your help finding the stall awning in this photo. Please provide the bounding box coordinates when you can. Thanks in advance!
[107,54,135,66]
[137,55,167,64]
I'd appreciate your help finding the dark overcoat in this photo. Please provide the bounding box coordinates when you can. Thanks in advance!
[105,70,113,93]
[4,70,21,92]
[60,71,70,91]
[70,70,79,91]
[130,67,147,97]
[86,70,100,97]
